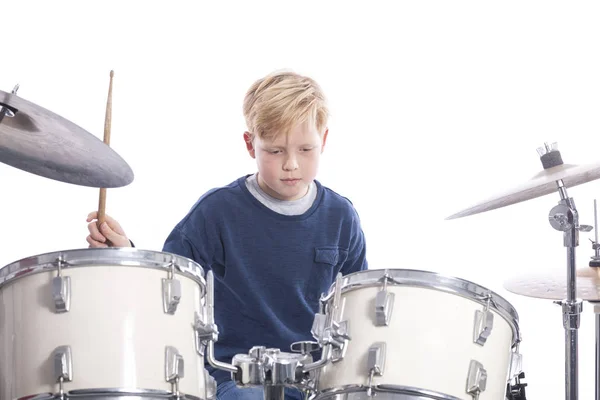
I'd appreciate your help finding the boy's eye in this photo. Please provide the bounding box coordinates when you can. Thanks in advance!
[300,148,313,152]
[268,150,281,154]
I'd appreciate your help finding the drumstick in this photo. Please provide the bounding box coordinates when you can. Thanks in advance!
[97,70,114,230]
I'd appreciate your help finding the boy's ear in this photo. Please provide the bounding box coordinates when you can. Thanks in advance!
[244,132,255,158]
[321,128,329,153]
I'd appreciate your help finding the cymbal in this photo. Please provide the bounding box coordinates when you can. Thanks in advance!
[446,161,600,220]
[0,88,134,188]
[504,266,600,301]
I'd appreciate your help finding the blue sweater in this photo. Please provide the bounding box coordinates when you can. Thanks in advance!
[163,175,368,386]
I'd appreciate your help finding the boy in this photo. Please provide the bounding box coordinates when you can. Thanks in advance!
[86,70,368,400]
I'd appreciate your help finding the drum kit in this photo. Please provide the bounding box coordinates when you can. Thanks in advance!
[1,76,600,400]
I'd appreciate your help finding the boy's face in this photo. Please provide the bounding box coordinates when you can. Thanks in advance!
[244,121,328,201]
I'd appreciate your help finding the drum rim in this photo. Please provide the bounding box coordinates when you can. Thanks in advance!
[0,248,206,288]
[17,387,207,400]
[320,268,521,343]
[313,384,461,400]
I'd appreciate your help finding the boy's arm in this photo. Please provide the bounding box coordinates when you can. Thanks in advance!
[162,214,224,278]
[163,226,201,261]
[340,218,368,275]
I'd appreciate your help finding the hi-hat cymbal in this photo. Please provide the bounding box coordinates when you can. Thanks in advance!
[446,161,600,220]
[504,266,600,301]
[0,88,134,188]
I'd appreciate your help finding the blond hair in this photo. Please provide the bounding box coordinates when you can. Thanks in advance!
[243,70,329,142]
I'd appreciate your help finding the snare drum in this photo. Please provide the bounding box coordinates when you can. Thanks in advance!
[0,248,215,400]
[313,269,522,400]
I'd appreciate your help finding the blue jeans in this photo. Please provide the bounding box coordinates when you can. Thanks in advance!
[217,381,304,400]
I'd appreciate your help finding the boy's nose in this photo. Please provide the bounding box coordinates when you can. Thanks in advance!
[283,156,298,171]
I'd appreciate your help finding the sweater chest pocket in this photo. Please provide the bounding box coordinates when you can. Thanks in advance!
[304,246,348,305]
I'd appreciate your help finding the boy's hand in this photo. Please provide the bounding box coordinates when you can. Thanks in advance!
[86,211,131,248]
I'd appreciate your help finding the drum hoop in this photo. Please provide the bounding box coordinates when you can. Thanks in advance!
[321,269,521,344]
[313,384,461,400]
[18,387,206,400]
[0,248,206,289]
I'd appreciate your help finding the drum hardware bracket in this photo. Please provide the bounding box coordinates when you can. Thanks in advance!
[53,345,73,399]
[506,372,528,400]
[301,342,333,373]
[264,348,307,386]
[375,272,394,326]
[290,341,320,356]
[466,359,487,399]
[310,280,350,364]
[165,346,184,398]
[0,84,19,123]
[52,255,71,313]
[290,341,320,389]
[473,294,494,346]
[303,274,353,376]
[310,312,346,360]
[194,308,220,359]
[232,346,267,386]
[232,346,314,400]
[548,203,593,240]
[365,342,386,397]
[199,271,239,374]
[330,320,350,362]
[553,299,583,331]
[162,259,181,315]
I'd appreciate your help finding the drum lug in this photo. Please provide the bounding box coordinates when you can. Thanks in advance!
[165,346,185,381]
[53,345,73,399]
[374,272,394,326]
[165,346,185,397]
[473,294,494,345]
[466,360,487,399]
[374,290,394,326]
[52,276,71,313]
[53,345,73,382]
[367,342,386,376]
[365,342,386,397]
[311,313,327,340]
[52,256,71,313]
[205,369,217,400]
[162,260,181,315]
[509,344,524,380]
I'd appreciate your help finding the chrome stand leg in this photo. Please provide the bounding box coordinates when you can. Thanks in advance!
[264,385,285,400]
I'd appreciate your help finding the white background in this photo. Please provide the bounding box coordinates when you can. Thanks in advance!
[2,1,600,398]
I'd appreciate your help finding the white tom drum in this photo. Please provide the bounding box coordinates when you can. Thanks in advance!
[0,248,215,400]
[312,269,523,400]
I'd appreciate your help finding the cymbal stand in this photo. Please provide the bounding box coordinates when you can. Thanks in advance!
[586,301,600,400]
[0,84,19,123]
[540,142,592,400]
[589,199,600,400]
